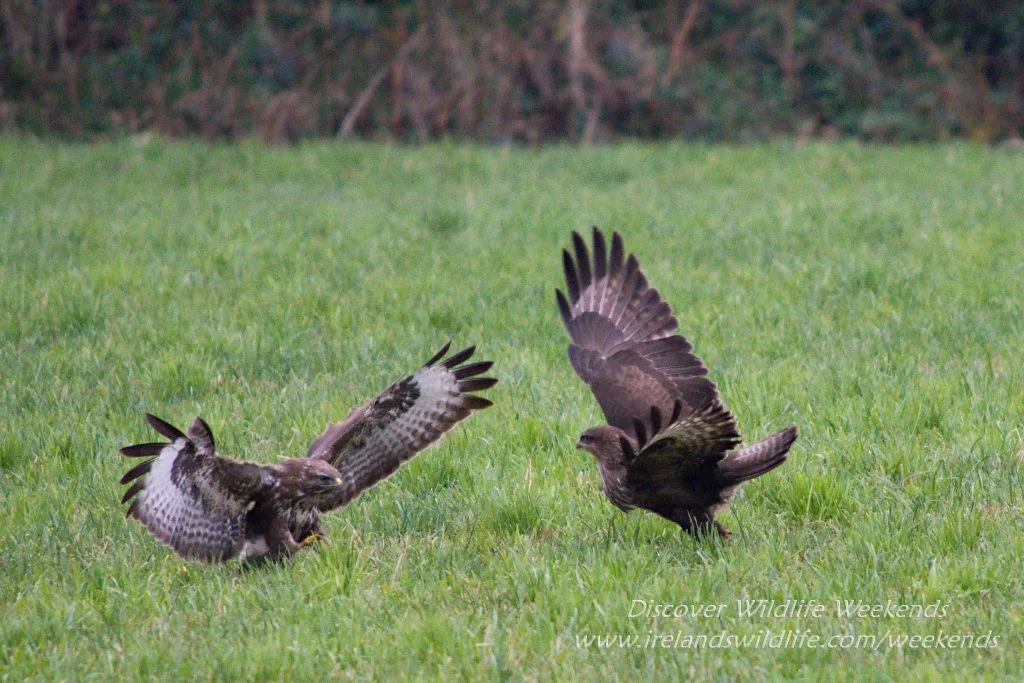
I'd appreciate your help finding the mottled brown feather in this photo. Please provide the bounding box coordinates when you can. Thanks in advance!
[556,227,718,439]
[306,343,497,509]
[118,414,273,563]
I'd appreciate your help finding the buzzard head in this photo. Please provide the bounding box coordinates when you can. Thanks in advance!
[272,459,346,510]
[577,425,634,466]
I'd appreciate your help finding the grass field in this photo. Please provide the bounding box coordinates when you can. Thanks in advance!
[1,137,1022,680]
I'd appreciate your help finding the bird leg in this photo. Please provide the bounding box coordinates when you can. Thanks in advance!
[264,517,319,558]
[673,510,731,540]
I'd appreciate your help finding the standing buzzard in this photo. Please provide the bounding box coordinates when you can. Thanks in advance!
[556,228,797,538]
[119,342,496,562]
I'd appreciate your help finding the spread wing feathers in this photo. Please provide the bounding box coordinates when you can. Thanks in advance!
[717,426,798,484]
[119,414,270,563]
[557,227,679,357]
[627,400,741,483]
[306,343,496,508]
[556,227,720,438]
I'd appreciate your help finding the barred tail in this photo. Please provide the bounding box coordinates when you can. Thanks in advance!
[717,426,797,484]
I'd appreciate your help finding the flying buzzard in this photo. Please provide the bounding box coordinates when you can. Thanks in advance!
[119,342,496,562]
[556,228,797,538]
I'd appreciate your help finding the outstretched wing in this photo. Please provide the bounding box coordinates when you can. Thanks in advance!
[627,399,741,486]
[119,414,271,563]
[556,227,719,438]
[306,342,497,509]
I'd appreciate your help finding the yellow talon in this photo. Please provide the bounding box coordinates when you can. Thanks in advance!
[299,534,323,549]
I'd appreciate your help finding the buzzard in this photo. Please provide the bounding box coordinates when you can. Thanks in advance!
[119,342,496,562]
[556,228,797,538]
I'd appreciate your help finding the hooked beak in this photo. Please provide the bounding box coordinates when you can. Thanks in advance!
[334,477,342,485]
[575,440,584,450]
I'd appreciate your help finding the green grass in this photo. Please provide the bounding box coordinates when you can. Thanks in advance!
[1,137,1023,680]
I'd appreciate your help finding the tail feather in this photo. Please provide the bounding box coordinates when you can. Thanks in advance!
[718,426,797,484]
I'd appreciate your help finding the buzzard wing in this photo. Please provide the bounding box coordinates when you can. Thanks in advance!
[627,400,741,485]
[306,342,496,509]
[556,227,719,438]
[119,414,271,563]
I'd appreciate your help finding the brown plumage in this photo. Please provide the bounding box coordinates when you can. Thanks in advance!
[557,227,797,538]
[119,342,496,562]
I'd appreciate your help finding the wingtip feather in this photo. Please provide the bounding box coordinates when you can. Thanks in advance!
[119,459,153,485]
[572,231,592,289]
[442,345,476,368]
[453,360,493,379]
[425,340,453,367]
[121,479,145,505]
[562,249,580,302]
[609,231,624,274]
[119,442,164,458]
[462,395,494,410]
[556,288,572,325]
[457,377,498,393]
[144,413,185,441]
[188,416,216,452]
[592,226,607,279]
[670,399,683,424]
[633,417,648,448]
[619,434,635,460]
[650,405,663,434]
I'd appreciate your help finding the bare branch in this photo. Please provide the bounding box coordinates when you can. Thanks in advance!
[337,25,427,139]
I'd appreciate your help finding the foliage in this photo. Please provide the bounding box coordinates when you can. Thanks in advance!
[0,1,1021,142]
